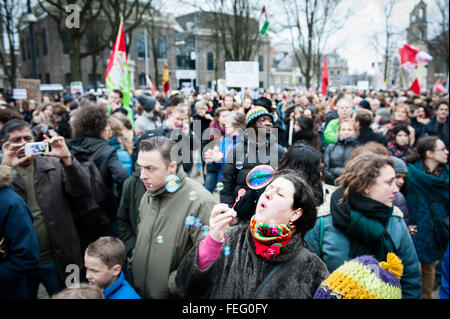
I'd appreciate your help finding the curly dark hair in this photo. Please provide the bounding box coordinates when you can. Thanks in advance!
[71,104,108,138]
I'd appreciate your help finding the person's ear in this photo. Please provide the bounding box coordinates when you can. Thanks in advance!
[425,149,434,159]
[168,161,177,175]
[112,264,121,277]
[290,208,303,223]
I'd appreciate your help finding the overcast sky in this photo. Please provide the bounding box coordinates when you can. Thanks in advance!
[164,0,441,74]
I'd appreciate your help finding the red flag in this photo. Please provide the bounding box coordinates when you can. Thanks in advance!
[409,78,421,95]
[163,63,170,95]
[398,44,420,66]
[146,75,158,94]
[434,80,445,93]
[321,57,328,95]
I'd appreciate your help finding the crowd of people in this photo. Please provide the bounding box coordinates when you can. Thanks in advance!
[0,86,448,300]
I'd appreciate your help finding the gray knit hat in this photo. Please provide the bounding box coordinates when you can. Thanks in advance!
[136,95,157,112]
[392,156,408,174]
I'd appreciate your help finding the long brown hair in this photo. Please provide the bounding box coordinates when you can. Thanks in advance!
[335,152,394,203]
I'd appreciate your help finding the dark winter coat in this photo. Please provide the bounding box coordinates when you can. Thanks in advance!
[0,166,40,299]
[220,134,286,222]
[176,223,329,299]
[117,165,146,256]
[324,136,359,183]
[68,136,129,220]
[425,115,449,149]
[357,128,388,146]
[11,155,91,282]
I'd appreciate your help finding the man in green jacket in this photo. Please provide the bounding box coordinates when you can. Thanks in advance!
[107,89,134,126]
[130,136,216,299]
[323,98,353,145]
[117,164,146,257]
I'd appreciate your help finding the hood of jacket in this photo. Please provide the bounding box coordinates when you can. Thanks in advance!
[68,136,107,159]
[0,165,15,188]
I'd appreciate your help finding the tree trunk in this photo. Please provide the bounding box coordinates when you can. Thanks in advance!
[69,41,83,82]
[91,54,97,89]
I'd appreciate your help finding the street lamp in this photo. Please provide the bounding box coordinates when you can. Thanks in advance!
[26,0,38,79]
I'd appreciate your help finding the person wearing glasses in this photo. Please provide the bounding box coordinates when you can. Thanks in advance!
[405,136,449,299]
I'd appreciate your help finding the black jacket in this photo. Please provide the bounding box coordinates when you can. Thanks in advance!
[324,136,359,183]
[68,136,129,219]
[220,133,286,222]
[425,115,449,149]
[357,128,388,147]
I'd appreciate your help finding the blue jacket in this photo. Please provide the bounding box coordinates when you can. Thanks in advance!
[304,206,422,299]
[0,166,40,299]
[107,137,133,176]
[103,271,142,299]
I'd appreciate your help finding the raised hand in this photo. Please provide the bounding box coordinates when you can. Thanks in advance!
[208,204,237,242]
[42,135,72,165]
[1,142,32,168]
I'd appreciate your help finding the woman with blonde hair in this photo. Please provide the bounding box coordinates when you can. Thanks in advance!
[384,104,416,146]
[107,112,136,175]
[305,152,422,298]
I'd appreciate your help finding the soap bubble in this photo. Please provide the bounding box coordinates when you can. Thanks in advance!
[189,191,197,201]
[184,215,195,226]
[236,162,243,170]
[223,246,231,256]
[194,217,202,227]
[216,182,224,191]
[246,165,274,190]
[201,225,210,236]
[156,235,164,244]
[165,175,181,193]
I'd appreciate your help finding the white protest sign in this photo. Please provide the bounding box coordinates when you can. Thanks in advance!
[225,61,259,88]
[12,88,27,100]
[70,81,83,95]
[357,81,369,91]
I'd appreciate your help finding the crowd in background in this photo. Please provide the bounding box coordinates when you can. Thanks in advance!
[0,85,448,300]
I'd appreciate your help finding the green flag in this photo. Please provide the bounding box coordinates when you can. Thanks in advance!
[259,6,269,35]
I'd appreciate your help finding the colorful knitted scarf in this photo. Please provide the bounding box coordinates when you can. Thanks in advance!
[388,141,409,158]
[250,216,296,260]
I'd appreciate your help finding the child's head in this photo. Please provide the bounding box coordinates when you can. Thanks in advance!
[338,118,358,139]
[392,124,410,146]
[84,236,126,290]
[52,283,104,299]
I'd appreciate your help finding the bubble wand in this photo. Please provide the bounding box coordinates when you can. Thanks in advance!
[231,188,246,210]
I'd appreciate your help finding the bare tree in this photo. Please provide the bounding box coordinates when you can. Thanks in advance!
[370,0,401,84]
[0,0,24,89]
[427,0,449,73]
[281,0,350,89]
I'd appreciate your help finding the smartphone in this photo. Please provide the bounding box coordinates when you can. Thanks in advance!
[24,142,50,156]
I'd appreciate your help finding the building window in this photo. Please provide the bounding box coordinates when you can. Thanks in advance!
[42,29,48,56]
[137,33,146,59]
[45,73,50,83]
[259,81,263,88]
[258,55,263,72]
[157,36,167,60]
[65,73,72,85]
[139,73,146,86]
[207,52,214,71]
[88,73,102,86]
[175,33,195,70]
[337,70,340,75]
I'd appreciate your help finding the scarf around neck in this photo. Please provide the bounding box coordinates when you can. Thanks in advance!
[388,141,409,158]
[250,216,296,260]
[330,187,395,261]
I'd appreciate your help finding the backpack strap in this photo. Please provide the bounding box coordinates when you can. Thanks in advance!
[249,263,283,299]
[319,216,324,259]
[86,145,107,186]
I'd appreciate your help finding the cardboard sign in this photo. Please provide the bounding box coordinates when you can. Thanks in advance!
[12,89,27,100]
[225,61,259,88]
[18,79,41,101]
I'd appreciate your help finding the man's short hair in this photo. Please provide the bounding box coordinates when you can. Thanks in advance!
[139,136,178,167]
[1,119,32,142]
[354,108,373,129]
[170,106,188,117]
[112,89,123,99]
[85,236,126,269]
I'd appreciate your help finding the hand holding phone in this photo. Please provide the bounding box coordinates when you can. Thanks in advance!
[24,142,50,156]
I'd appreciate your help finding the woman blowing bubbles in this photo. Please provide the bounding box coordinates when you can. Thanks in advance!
[175,170,329,299]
